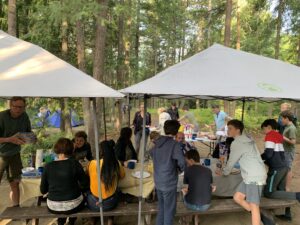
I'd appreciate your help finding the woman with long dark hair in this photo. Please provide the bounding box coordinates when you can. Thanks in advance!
[115,127,137,165]
[87,140,125,223]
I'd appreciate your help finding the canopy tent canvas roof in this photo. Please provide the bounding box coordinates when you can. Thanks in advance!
[0,30,123,225]
[121,44,300,101]
[0,30,123,98]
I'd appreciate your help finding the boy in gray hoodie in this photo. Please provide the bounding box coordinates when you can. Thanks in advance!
[150,120,185,225]
[219,120,267,225]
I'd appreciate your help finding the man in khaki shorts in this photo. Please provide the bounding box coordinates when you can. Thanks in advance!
[0,97,32,207]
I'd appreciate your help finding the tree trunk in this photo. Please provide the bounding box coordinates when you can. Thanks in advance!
[75,19,94,149]
[297,34,300,66]
[8,0,16,36]
[59,98,65,132]
[236,0,241,50]
[275,0,285,59]
[224,0,232,47]
[61,17,72,135]
[94,0,109,133]
[223,0,232,114]
[115,0,125,131]
[134,0,140,83]
[207,0,212,47]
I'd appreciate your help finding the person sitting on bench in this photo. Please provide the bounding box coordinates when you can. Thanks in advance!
[182,149,216,224]
[87,140,125,225]
[40,138,89,225]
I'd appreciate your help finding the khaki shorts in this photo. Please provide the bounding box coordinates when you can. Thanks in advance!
[0,153,23,183]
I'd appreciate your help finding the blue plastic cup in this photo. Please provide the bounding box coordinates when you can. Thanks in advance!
[38,166,44,174]
[127,161,136,169]
[204,158,211,166]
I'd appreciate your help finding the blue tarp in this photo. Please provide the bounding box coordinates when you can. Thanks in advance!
[47,110,83,128]
[34,109,83,128]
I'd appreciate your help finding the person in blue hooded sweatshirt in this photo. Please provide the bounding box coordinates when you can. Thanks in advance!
[150,120,185,225]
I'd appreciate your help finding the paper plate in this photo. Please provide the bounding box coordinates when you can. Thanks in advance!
[231,168,241,175]
[22,167,35,174]
[132,171,151,179]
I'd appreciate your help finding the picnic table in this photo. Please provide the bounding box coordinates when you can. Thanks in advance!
[19,162,154,204]
[186,137,217,154]
[177,158,243,197]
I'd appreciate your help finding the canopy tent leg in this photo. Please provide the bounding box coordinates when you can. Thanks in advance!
[138,95,148,225]
[102,98,107,140]
[241,98,246,122]
[91,98,104,225]
[127,94,131,127]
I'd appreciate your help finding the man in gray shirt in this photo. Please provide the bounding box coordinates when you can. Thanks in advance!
[0,97,32,207]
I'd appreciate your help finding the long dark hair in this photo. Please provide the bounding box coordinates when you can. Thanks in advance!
[100,140,120,191]
[119,127,132,144]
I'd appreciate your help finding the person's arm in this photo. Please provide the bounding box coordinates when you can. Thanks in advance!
[0,136,25,145]
[119,162,126,179]
[222,142,242,176]
[283,127,297,145]
[115,141,125,162]
[130,142,138,160]
[26,114,32,132]
[86,143,93,161]
[261,140,275,160]
[132,112,138,127]
[40,166,49,195]
[172,143,186,173]
[76,161,90,191]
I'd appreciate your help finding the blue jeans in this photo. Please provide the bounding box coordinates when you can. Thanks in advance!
[183,197,210,211]
[86,192,119,212]
[156,188,177,225]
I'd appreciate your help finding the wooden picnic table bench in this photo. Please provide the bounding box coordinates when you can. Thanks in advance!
[0,198,297,225]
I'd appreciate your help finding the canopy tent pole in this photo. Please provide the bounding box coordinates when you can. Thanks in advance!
[138,95,148,225]
[241,98,246,122]
[127,94,131,127]
[91,98,104,225]
[102,98,107,140]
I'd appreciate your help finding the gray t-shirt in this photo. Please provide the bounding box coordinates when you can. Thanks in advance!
[0,109,31,157]
[184,165,212,205]
[283,123,297,153]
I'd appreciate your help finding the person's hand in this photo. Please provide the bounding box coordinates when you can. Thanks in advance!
[283,136,289,142]
[211,185,217,193]
[215,169,222,176]
[124,161,128,168]
[7,136,25,145]
[181,187,188,196]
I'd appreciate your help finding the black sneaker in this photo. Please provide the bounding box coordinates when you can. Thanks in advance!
[276,215,292,222]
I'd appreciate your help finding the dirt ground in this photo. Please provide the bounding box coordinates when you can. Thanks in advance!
[0,136,299,225]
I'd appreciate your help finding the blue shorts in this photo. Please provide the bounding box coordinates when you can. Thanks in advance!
[183,197,210,212]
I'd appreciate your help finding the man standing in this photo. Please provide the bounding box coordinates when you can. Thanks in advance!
[280,110,297,192]
[211,105,231,131]
[278,103,297,134]
[0,97,32,207]
[167,102,179,120]
[150,120,185,225]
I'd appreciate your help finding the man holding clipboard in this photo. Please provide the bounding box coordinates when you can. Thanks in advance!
[0,97,34,207]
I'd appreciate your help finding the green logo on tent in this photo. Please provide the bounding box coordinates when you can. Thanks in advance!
[257,83,282,92]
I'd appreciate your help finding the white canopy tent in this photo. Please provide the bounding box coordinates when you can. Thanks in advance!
[0,30,124,225]
[121,44,300,225]
[121,44,300,101]
[0,30,123,98]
